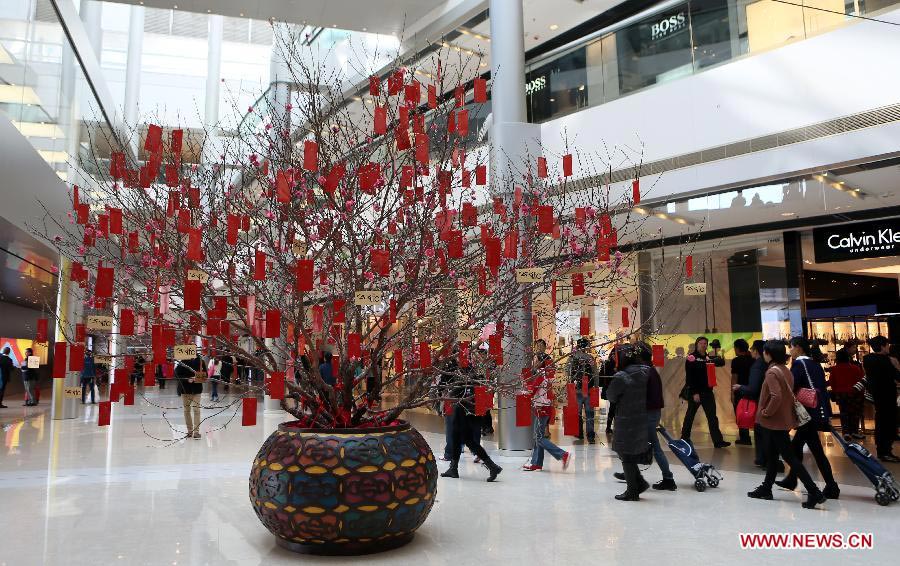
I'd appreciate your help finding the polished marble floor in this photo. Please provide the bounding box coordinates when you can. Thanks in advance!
[1,390,898,566]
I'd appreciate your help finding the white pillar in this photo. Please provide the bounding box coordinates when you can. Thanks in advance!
[79,0,103,55]
[204,15,223,128]
[490,0,536,451]
[51,259,83,420]
[123,5,144,140]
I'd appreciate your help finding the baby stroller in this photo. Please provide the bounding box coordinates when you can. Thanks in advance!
[830,426,900,506]
[657,425,723,492]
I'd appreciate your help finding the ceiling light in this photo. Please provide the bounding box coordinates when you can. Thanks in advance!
[780,212,796,217]
[854,264,900,275]
[549,24,559,31]
[362,28,367,31]
[173,4,178,9]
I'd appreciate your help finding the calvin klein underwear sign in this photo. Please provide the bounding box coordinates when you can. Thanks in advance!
[813,218,900,263]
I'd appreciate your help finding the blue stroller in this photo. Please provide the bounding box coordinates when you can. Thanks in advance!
[831,427,900,506]
[657,426,723,492]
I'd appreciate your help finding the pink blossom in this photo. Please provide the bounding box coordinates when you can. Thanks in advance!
[50,265,59,274]
[264,210,275,219]
[424,248,435,258]
[77,246,86,255]
[364,271,375,282]
[53,235,62,243]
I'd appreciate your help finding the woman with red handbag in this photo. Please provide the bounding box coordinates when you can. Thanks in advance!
[774,337,839,499]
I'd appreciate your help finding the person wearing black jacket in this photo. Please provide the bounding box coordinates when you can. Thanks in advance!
[731,339,754,445]
[733,340,783,471]
[0,346,13,408]
[568,338,598,443]
[680,337,730,447]
[21,347,39,406]
[177,354,204,439]
[863,336,900,462]
[439,349,502,482]
[606,343,651,501]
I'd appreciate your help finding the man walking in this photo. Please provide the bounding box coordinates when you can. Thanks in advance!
[0,346,13,408]
[568,338,598,443]
[863,336,899,462]
[81,350,97,404]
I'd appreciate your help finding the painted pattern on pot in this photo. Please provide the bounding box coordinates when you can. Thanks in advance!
[249,420,438,553]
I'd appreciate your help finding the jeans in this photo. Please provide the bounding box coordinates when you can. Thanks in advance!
[681,389,725,444]
[647,410,673,479]
[443,413,454,459]
[874,402,897,457]
[783,421,835,486]
[23,380,37,404]
[81,377,95,403]
[211,379,219,400]
[760,427,818,493]
[530,412,565,467]
[576,392,595,439]
[182,393,201,435]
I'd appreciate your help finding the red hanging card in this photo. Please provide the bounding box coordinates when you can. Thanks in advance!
[457,109,469,136]
[171,128,183,156]
[473,77,487,103]
[98,401,111,426]
[389,299,397,323]
[369,75,380,96]
[109,208,123,235]
[454,85,465,107]
[95,266,114,298]
[265,309,281,339]
[566,382,578,409]
[348,333,361,359]
[632,178,641,204]
[484,236,501,276]
[291,259,313,294]
[652,344,665,367]
[563,154,573,177]
[477,266,491,296]
[123,384,135,406]
[374,105,387,135]
[52,342,67,378]
[303,140,318,171]
[242,397,257,426]
[537,156,548,179]
[128,232,139,253]
[580,316,590,336]
[447,231,464,258]
[358,162,380,193]
[276,170,291,203]
[242,215,251,231]
[563,404,579,436]
[404,81,420,105]
[388,69,403,95]
[393,350,404,374]
[143,362,156,386]
[502,230,518,260]
[269,372,285,400]
[415,132,429,164]
[537,205,554,234]
[447,111,456,134]
[69,344,85,372]
[572,273,585,296]
[516,393,532,426]
[459,341,470,368]
[332,299,346,324]
[707,363,717,387]
[590,386,600,408]
[226,214,239,245]
[488,333,502,365]
[184,279,201,311]
[254,249,266,281]
[419,342,432,369]
[75,323,86,343]
[371,248,390,276]
[622,307,630,327]
[428,84,437,108]
[474,386,492,416]
[461,202,477,226]
[395,124,411,150]
[36,319,48,343]
[475,164,487,185]
[685,255,693,277]
[145,123,162,151]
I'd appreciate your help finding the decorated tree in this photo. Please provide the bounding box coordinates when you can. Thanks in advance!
[30,26,699,434]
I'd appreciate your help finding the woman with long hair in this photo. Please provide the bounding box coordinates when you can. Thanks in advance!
[605,343,651,501]
[747,341,826,509]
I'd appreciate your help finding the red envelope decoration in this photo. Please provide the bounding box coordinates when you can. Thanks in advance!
[590,386,601,408]
[186,228,204,261]
[52,342,67,378]
[388,69,403,95]
[265,309,281,339]
[332,299,346,324]
[419,342,431,369]
[95,266,114,298]
[503,230,518,259]
[369,75,380,96]
[685,255,693,277]
[563,154,573,177]
[537,205,554,234]
[276,170,291,203]
[184,279,201,311]
[572,273,585,296]
[358,162,380,193]
[296,259,314,292]
[395,124,411,150]
[474,386,492,416]
[303,140,318,171]
[374,105,387,135]
[109,208,123,235]
[632,178,641,204]
[580,316,590,336]
[269,372,285,400]
[415,132,429,164]
[98,401,111,426]
[488,333,503,365]
[475,164,487,185]
[36,319,48,343]
[461,202,477,226]
[348,333,361,359]
[474,77,487,103]
[371,248,390,276]
[652,344,665,367]
[563,404,579,436]
[75,323,86,343]
[457,109,469,136]
[454,85,465,107]
[144,363,156,386]
[428,84,437,108]
[516,393,532,426]
[622,307,630,327]
[254,249,266,281]
[707,363,717,387]
[393,350,403,374]
[123,384,135,406]
[242,397,257,425]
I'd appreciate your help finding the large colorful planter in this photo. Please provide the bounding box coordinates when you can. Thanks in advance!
[249,420,438,555]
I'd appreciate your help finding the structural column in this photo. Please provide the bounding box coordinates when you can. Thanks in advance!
[490,0,535,451]
[122,5,144,150]
[204,15,223,128]
[51,258,82,420]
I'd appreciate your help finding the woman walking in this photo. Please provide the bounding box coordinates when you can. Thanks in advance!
[775,337,839,499]
[680,336,730,448]
[747,341,826,509]
[828,348,865,441]
[605,343,651,501]
[207,356,222,402]
[522,339,572,472]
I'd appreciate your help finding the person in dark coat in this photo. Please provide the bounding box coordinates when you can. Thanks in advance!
[21,347,39,406]
[568,337,598,443]
[730,339,754,445]
[775,337,839,500]
[680,336,729,447]
[605,343,650,501]
[862,336,900,462]
[732,340,783,471]
[0,346,13,408]
[439,347,502,482]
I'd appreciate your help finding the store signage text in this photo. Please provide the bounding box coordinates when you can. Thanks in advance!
[650,12,687,41]
[525,76,547,96]
[813,219,900,263]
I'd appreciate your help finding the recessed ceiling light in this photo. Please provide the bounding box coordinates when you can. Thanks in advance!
[173,4,178,9]
[362,27,367,31]
[780,212,796,217]
[549,24,559,31]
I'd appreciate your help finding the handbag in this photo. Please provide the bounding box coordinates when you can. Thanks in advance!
[735,398,758,429]
[795,359,819,409]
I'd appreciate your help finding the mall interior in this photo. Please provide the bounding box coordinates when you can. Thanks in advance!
[1,0,900,564]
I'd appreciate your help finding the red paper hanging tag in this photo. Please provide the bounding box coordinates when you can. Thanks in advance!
[566,382,577,409]
[685,255,693,277]
[36,319,48,343]
[348,333,362,360]
[52,342,67,378]
[393,350,403,374]
[303,140,318,171]
[652,344,665,367]
[98,401,111,426]
[537,157,548,178]
[269,372,285,400]
[123,385,135,406]
[457,109,469,136]
[473,77,487,103]
[69,344,85,372]
[369,75,380,96]
[296,259,314,292]
[144,363,156,386]
[707,363,717,387]
[428,83,437,108]
[590,386,600,408]
[374,105,387,135]
[242,397,257,426]
[563,404,579,436]
[184,279,201,311]
[265,309,281,339]
[474,386,493,417]
[632,178,641,204]
[95,266,114,298]
[516,393,532,426]
[562,154,573,177]
[622,307,630,327]
[419,342,432,369]
[572,273,585,296]
[580,317,590,336]
[254,249,266,281]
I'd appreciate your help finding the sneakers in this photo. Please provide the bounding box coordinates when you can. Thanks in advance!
[774,477,798,491]
[521,465,542,472]
[823,483,841,500]
[802,489,826,509]
[747,485,773,500]
[652,478,677,491]
[561,451,573,471]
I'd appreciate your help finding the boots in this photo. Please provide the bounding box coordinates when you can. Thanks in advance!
[615,463,649,501]
[441,460,460,479]
[483,458,502,482]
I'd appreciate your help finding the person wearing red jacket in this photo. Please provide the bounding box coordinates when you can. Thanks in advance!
[828,347,865,441]
[522,339,571,472]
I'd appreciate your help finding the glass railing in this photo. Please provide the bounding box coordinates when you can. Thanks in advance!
[0,3,111,182]
[524,0,900,123]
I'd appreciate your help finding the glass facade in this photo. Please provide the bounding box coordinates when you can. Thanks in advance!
[525,0,900,123]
